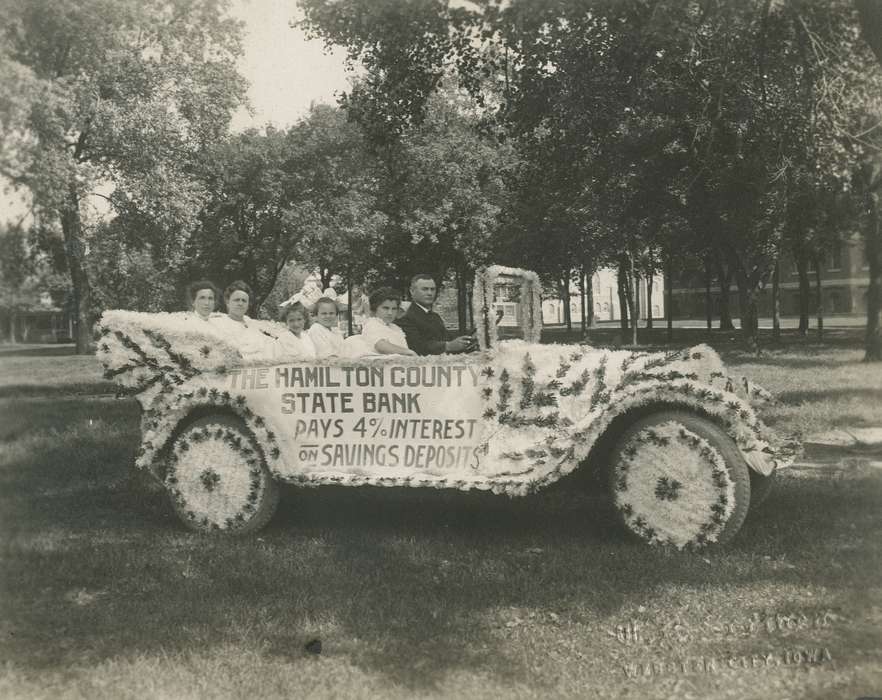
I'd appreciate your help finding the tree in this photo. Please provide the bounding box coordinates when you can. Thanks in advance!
[88,217,182,312]
[0,224,34,342]
[285,105,387,294]
[855,0,882,361]
[390,91,516,327]
[0,221,71,341]
[0,0,247,352]
[186,127,302,310]
[301,0,881,352]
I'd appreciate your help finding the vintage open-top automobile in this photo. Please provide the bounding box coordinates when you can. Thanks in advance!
[97,265,797,548]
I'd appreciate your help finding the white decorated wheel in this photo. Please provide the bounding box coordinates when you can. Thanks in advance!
[608,411,750,549]
[165,415,279,534]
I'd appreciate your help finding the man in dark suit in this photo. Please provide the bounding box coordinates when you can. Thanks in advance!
[397,274,474,355]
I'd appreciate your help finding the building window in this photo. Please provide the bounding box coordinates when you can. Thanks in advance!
[826,247,842,272]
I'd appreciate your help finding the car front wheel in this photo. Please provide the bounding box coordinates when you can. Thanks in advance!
[165,414,279,534]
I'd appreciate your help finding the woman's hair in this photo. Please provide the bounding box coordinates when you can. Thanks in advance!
[368,287,401,312]
[185,279,219,306]
[223,280,253,306]
[282,302,310,329]
[314,297,339,314]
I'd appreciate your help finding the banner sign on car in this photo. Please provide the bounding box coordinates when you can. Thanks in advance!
[226,363,486,472]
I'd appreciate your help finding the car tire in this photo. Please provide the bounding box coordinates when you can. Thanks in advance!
[748,469,775,510]
[607,410,751,548]
[165,414,279,534]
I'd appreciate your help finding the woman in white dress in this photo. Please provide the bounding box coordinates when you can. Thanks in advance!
[213,280,276,361]
[357,287,416,357]
[308,297,345,358]
[274,303,317,360]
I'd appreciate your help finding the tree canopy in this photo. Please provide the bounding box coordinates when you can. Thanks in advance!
[0,0,248,351]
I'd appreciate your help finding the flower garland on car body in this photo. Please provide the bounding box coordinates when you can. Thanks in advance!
[135,378,283,481]
[98,310,796,500]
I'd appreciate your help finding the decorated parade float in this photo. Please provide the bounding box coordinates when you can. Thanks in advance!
[97,266,798,549]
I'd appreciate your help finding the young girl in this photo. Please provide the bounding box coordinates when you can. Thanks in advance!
[307,297,345,358]
[358,287,416,356]
[274,303,317,360]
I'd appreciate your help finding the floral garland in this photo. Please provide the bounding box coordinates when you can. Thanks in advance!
[475,342,791,495]
[100,304,795,502]
[166,422,269,531]
[132,342,789,497]
[96,311,243,398]
[135,380,282,481]
[611,422,736,548]
[472,265,542,350]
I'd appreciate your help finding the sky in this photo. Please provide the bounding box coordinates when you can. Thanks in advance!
[229,0,351,131]
[1,1,350,224]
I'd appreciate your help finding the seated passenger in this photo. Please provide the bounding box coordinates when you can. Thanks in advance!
[396,274,473,355]
[308,296,345,358]
[274,303,317,360]
[348,287,416,358]
[213,280,275,360]
[185,279,221,322]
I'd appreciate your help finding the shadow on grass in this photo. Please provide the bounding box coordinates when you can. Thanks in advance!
[0,396,139,443]
[0,383,117,400]
[1,396,880,691]
[777,387,882,404]
[0,344,77,357]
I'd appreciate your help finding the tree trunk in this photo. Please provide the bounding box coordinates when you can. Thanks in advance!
[705,260,713,334]
[629,251,638,345]
[579,268,587,335]
[633,268,640,329]
[715,257,735,330]
[7,311,17,344]
[455,267,468,334]
[866,190,882,361]
[617,257,630,332]
[466,279,474,330]
[814,257,823,341]
[347,281,353,336]
[60,186,93,354]
[771,260,781,341]
[665,254,673,343]
[645,249,654,329]
[796,248,810,335]
[319,267,333,292]
[560,277,572,333]
[585,267,595,329]
[736,274,760,353]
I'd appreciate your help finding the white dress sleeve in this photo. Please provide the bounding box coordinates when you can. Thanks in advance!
[273,330,316,361]
[360,318,409,353]
[210,315,275,361]
[308,324,344,358]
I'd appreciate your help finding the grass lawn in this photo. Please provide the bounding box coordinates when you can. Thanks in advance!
[1,338,881,699]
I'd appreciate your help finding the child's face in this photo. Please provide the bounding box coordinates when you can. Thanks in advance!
[287,312,306,335]
[375,299,399,324]
[315,302,337,329]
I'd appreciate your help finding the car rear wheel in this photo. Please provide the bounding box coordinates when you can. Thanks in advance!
[607,410,751,548]
[165,414,279,534]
